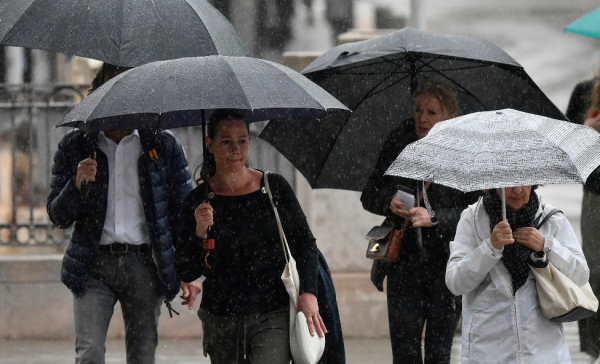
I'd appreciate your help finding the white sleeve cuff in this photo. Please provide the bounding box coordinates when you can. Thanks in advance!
[543,235,554,254]
[484,238,504,257]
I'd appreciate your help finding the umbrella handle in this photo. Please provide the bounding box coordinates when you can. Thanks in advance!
[502,187,507,221]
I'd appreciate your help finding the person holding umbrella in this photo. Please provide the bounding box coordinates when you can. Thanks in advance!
[385,108,600,364]
[47,64,198,364]
[361,77,479,364]
[446,185,588,363]
[174,110,325,363]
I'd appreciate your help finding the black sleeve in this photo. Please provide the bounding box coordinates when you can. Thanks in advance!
[174,188,206,283]
[433,190,480,239]
[46,135,85,229]
[584,166,600,194]
[270,173,319,297]
[360,126,413,217]
[566,81,592,124]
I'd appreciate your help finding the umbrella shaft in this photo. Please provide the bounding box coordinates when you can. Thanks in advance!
[502,187,506,221]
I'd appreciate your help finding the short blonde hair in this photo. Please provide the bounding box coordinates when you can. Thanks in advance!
[413,77,461,116]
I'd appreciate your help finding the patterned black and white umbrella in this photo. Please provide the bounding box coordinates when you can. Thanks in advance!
[385,109,600,217]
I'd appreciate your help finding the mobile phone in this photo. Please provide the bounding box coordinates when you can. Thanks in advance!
[396,187,415,210]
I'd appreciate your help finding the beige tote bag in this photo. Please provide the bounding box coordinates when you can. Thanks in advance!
[530,208,598,322]
[531,262,598,322]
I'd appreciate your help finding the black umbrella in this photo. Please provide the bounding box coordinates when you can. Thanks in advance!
[57,56,348,131]
[58,55,348,217]
[259,27,567,192]
[0,0,249,67]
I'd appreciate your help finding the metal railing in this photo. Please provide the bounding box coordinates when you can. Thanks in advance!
[0,83,89,246]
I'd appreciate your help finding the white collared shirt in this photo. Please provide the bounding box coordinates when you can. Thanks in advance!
[97,130,150,246]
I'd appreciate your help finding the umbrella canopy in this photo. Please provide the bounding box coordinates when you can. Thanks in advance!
[57,56,349,131]
[0,0,249,67]
[385,109,600,192]
[259,27,566,192]
[565,8,600,39]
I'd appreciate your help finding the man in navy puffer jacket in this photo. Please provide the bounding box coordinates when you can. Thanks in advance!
[48,126,195,363]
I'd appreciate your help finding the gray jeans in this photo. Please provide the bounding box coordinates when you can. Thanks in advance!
[73,249,163,364]
[198,308,290,364]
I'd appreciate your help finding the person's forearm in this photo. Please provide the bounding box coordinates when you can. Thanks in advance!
[47,177,84,228]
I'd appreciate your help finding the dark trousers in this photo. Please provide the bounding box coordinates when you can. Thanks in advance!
[386,260,461,364]
[73,249,163,364]
[198,308,290,364]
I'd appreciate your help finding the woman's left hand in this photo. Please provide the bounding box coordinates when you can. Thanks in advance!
[408,207,433,228]
[298,292,327,338]
[513,227,545,251]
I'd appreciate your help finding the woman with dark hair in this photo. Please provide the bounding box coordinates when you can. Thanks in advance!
[174,110,325,364]
[361,78,479,364]
[446,186,589,363]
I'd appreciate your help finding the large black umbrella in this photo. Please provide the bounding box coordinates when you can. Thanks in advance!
[0,0,249,67]
[57,56,348,131]
[259,27,567,192]
[58,55,348,216]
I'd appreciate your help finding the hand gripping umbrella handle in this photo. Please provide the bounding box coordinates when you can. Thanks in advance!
[80,150,96,199]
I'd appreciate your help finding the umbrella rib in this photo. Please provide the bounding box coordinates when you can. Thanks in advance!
[418,67,488,110]
[337,70,411,76]
[361,73,411,101]
[223,57,252,110]
[148,0,176,59]
[424,64,492,73]
[327,52,503,79]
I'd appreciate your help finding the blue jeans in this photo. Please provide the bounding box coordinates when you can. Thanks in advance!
[73,249,163,364]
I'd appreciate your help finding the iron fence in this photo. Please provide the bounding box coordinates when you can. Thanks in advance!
[0,83,89,246]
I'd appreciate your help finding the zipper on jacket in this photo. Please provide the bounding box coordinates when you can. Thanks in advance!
[512,295,522,363]
[497,266,522,364]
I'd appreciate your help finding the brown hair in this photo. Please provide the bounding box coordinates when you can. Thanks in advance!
[87,63,132,95]
[413,77,461,117]
[194,109,250,184]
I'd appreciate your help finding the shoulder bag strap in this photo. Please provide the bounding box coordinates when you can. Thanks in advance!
[264,171,293,263]
[535,208,563,230]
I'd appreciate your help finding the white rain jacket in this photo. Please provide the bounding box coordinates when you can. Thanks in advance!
[446,199,589,364]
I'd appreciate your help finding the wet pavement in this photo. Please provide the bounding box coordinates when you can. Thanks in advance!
[0,322,592,363]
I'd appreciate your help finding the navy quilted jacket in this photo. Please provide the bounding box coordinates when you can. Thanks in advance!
[47,129,192,301]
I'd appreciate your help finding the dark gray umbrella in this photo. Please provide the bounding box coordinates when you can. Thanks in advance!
[57,56,348,131]
[58,55,349,201]
[259,27,567,192]
[0,0,249,67]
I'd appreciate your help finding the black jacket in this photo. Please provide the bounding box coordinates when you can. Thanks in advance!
[47,129,192,301]
[175,172,318,316]
[361,119,480,264]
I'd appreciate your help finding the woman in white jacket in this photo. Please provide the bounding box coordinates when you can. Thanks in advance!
[446,185,589,364]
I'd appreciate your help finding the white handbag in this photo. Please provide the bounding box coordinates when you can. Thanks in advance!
[264,172,325,364]
[529,208,599,322]
[530,260,598,322]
